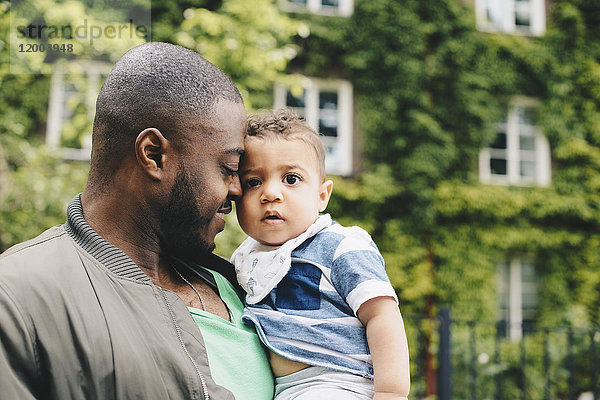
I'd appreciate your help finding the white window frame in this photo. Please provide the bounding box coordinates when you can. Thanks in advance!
[475,0,546,36]
[278,0,354,17]
[497,258,538,341]
[46,62,111,161]
[274,77,353,176]
[479,97,551,187]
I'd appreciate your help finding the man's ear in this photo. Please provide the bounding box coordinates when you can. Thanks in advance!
[318,179,334,213]
[135,128,171,181]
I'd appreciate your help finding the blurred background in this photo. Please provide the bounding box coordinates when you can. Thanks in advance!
[1,0,599,398]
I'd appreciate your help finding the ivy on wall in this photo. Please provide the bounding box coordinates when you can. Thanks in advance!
[294,0,600,329]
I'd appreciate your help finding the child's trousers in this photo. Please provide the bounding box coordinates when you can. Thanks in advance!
[274,366,374,400]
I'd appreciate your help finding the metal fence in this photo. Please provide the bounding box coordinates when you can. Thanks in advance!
[406,309,600,400]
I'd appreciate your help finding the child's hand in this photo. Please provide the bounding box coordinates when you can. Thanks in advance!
[358,297,411,398]
[373,392,409,400]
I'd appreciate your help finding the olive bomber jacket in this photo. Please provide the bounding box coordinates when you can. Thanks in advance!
[0,195,239,400]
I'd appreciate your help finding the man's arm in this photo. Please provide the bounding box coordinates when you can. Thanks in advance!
[0,281,41,399]
[357,296,410,400]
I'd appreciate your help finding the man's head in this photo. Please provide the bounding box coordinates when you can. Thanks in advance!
[236,108,333,246]
[86,42,246,256]
[90,42,243,185]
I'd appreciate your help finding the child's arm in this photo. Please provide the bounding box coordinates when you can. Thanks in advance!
[357,296,410,400]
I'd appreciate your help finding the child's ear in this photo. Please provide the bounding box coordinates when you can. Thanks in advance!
[318,179,334,212]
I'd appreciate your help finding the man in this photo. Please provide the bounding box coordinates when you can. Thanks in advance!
[0,42,274,399]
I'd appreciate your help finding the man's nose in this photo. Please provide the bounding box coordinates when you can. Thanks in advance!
[228,174,242,199]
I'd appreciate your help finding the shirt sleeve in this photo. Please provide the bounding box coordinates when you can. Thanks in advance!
[0,280,40,399]
[329,227,398,315]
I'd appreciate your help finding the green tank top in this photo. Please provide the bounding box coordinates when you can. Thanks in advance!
[188,268,274,400]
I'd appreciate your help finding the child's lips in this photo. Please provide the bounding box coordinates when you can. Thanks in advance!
[262,211,284,224]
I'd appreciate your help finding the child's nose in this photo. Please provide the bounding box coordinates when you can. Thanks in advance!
[260,181,282,203]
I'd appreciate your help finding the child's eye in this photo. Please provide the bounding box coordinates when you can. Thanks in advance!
[245,178,261,188]
[284,174,301,185]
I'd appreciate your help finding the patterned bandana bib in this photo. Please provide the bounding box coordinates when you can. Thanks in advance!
[231,214,332,304]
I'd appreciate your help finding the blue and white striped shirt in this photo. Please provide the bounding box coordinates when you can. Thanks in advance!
[240,220,397,378]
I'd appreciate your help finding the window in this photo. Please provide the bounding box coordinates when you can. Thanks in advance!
[274,78,353,176]
[46,62,111,161]
[279,0,354,17]
[498,258,538,340]
[479,98,551,186]
[475,0,546,36]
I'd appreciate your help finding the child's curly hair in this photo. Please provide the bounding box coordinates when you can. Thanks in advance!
[246,108,326,181]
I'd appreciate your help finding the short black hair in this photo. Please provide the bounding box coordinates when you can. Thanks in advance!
[88,42,243,191]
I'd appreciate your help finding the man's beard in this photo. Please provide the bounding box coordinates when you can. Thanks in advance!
[159,162,215,259]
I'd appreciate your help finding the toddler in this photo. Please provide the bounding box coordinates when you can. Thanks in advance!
[231,108,410,400]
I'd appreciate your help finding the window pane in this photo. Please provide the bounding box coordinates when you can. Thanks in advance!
[497,259,539,338]
[491,132,507,149]
[520,160,536,177]
[319,91,338,137]
[321,0,339,6]
[319,91,338,110]
[515,0,531,27]
[289,0,307,4]
[522,319,536,334]
[497,262,509,309]
[319,117,338,137]
[522,292,538,309]
[286,90,305,108]
[517,106,537,125]
[325,144,337,164]
[62,84,78,119]
[294,109,306,119]
[497,262,509,337]
[486,0,503,27]
[522,263,538,309]
[490,158,507,175]
[519,135,536,151]
[521,261,536,282]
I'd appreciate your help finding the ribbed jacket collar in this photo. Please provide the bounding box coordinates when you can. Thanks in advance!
[64,194,151,283]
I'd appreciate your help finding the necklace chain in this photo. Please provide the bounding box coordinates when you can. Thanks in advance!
[171,265,206,311]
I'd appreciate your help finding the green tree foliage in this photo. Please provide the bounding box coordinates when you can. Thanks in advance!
[0,0,146,248]
[0,0,302,250]
[0,135,89,248]
[174,0,307,110]
[152,0,307,110]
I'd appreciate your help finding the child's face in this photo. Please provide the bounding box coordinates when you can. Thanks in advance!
[236,137,333,246]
